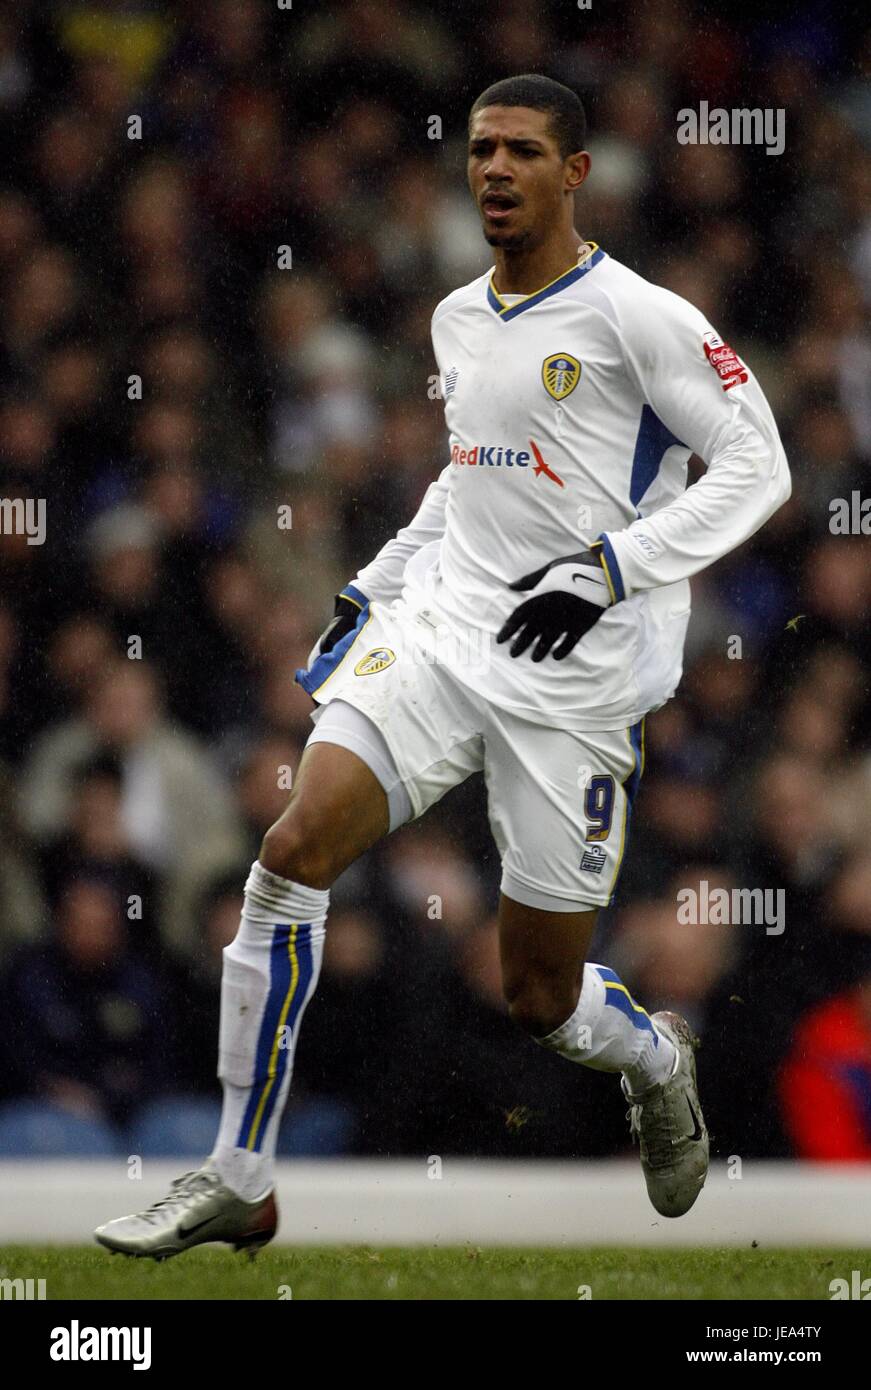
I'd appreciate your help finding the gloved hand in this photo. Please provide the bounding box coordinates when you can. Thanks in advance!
[496,547,612,661]
[304,591,364,668]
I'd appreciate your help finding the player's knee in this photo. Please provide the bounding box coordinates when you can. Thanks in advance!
[504,973,579,1039]
[259,815,335,890]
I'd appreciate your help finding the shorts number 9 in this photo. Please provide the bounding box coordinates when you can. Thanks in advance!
[584,775,615,842]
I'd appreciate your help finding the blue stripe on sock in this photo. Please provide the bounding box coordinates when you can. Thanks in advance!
[593,964,656,1037]
[253,927,314,1143]
[237,925,295,1150]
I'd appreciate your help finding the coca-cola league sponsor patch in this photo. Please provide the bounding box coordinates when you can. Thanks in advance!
[702,331,749,391]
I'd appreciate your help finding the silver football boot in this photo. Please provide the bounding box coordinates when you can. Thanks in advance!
[94,1163,278,1260]
[622,1011,709,1218]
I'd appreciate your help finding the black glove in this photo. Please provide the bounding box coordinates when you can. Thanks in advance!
[296,589,368,695]
[315,592,363,658]
[496,548,612,662]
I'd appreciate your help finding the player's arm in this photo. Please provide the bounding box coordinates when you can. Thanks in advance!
[301,305,454,676]
[593,287,791,601]
[498,289,791,661]
[298,466,452,672]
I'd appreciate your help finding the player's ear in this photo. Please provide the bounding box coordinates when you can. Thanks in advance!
[566,150,591,193]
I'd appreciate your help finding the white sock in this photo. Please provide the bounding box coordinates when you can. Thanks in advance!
[534,962,677,1091]
[210,860,328,1201]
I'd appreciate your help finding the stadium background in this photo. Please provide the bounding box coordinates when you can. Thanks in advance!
[0,0,869,1175]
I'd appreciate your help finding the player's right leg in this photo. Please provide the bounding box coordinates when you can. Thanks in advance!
[94,734,395,1260]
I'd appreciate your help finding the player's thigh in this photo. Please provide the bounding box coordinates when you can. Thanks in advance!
[305,599,487,825]
[261,739,389,884]
[484,713,645,916]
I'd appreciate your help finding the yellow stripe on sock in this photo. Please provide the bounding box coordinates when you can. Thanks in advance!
[245,925,300,1151]
[603,979,652,1021]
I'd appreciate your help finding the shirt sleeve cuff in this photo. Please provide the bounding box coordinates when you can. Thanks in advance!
[592,534,627,604]
[339,583,369,611]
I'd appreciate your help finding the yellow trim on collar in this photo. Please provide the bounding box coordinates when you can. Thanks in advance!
[489,242,600,315]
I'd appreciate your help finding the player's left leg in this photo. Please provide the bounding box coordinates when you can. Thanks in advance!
[486,714,709,1218]
[497,895,671,1082]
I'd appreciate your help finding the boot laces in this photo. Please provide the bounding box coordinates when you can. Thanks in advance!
[142,1169,219,1223]
[627,1092,677,1170]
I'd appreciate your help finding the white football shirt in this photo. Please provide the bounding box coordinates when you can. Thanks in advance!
[351,244,791,731]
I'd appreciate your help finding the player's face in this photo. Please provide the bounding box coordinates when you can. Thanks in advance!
[467,106,578,252]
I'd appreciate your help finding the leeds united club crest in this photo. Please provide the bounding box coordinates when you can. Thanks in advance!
[355,648,396,676]
[542,352,581,401]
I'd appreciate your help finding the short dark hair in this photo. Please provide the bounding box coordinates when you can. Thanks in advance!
[469,74,586,159]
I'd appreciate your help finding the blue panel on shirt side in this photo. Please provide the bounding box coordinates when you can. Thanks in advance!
[630,405,685,510]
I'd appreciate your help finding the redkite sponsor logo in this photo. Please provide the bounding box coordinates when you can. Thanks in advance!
[450,442,530,468]
[529,439,565,487]
[450,438,565,486]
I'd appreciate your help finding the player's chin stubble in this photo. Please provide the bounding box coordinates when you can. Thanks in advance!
[482,224,536,252]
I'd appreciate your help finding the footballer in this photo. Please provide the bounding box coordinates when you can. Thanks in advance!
[96,74,790,1258]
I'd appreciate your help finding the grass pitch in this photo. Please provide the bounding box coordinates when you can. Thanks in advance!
[0,1245,858,1300]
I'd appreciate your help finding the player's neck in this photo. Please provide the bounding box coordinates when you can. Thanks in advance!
[492,231,589,296]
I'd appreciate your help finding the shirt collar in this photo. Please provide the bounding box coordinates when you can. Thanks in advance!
[487,243,605,321]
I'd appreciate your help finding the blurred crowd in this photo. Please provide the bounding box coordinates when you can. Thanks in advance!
[0,0,869,1162]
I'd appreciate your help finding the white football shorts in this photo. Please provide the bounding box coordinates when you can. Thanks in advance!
[302,596,645,913]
